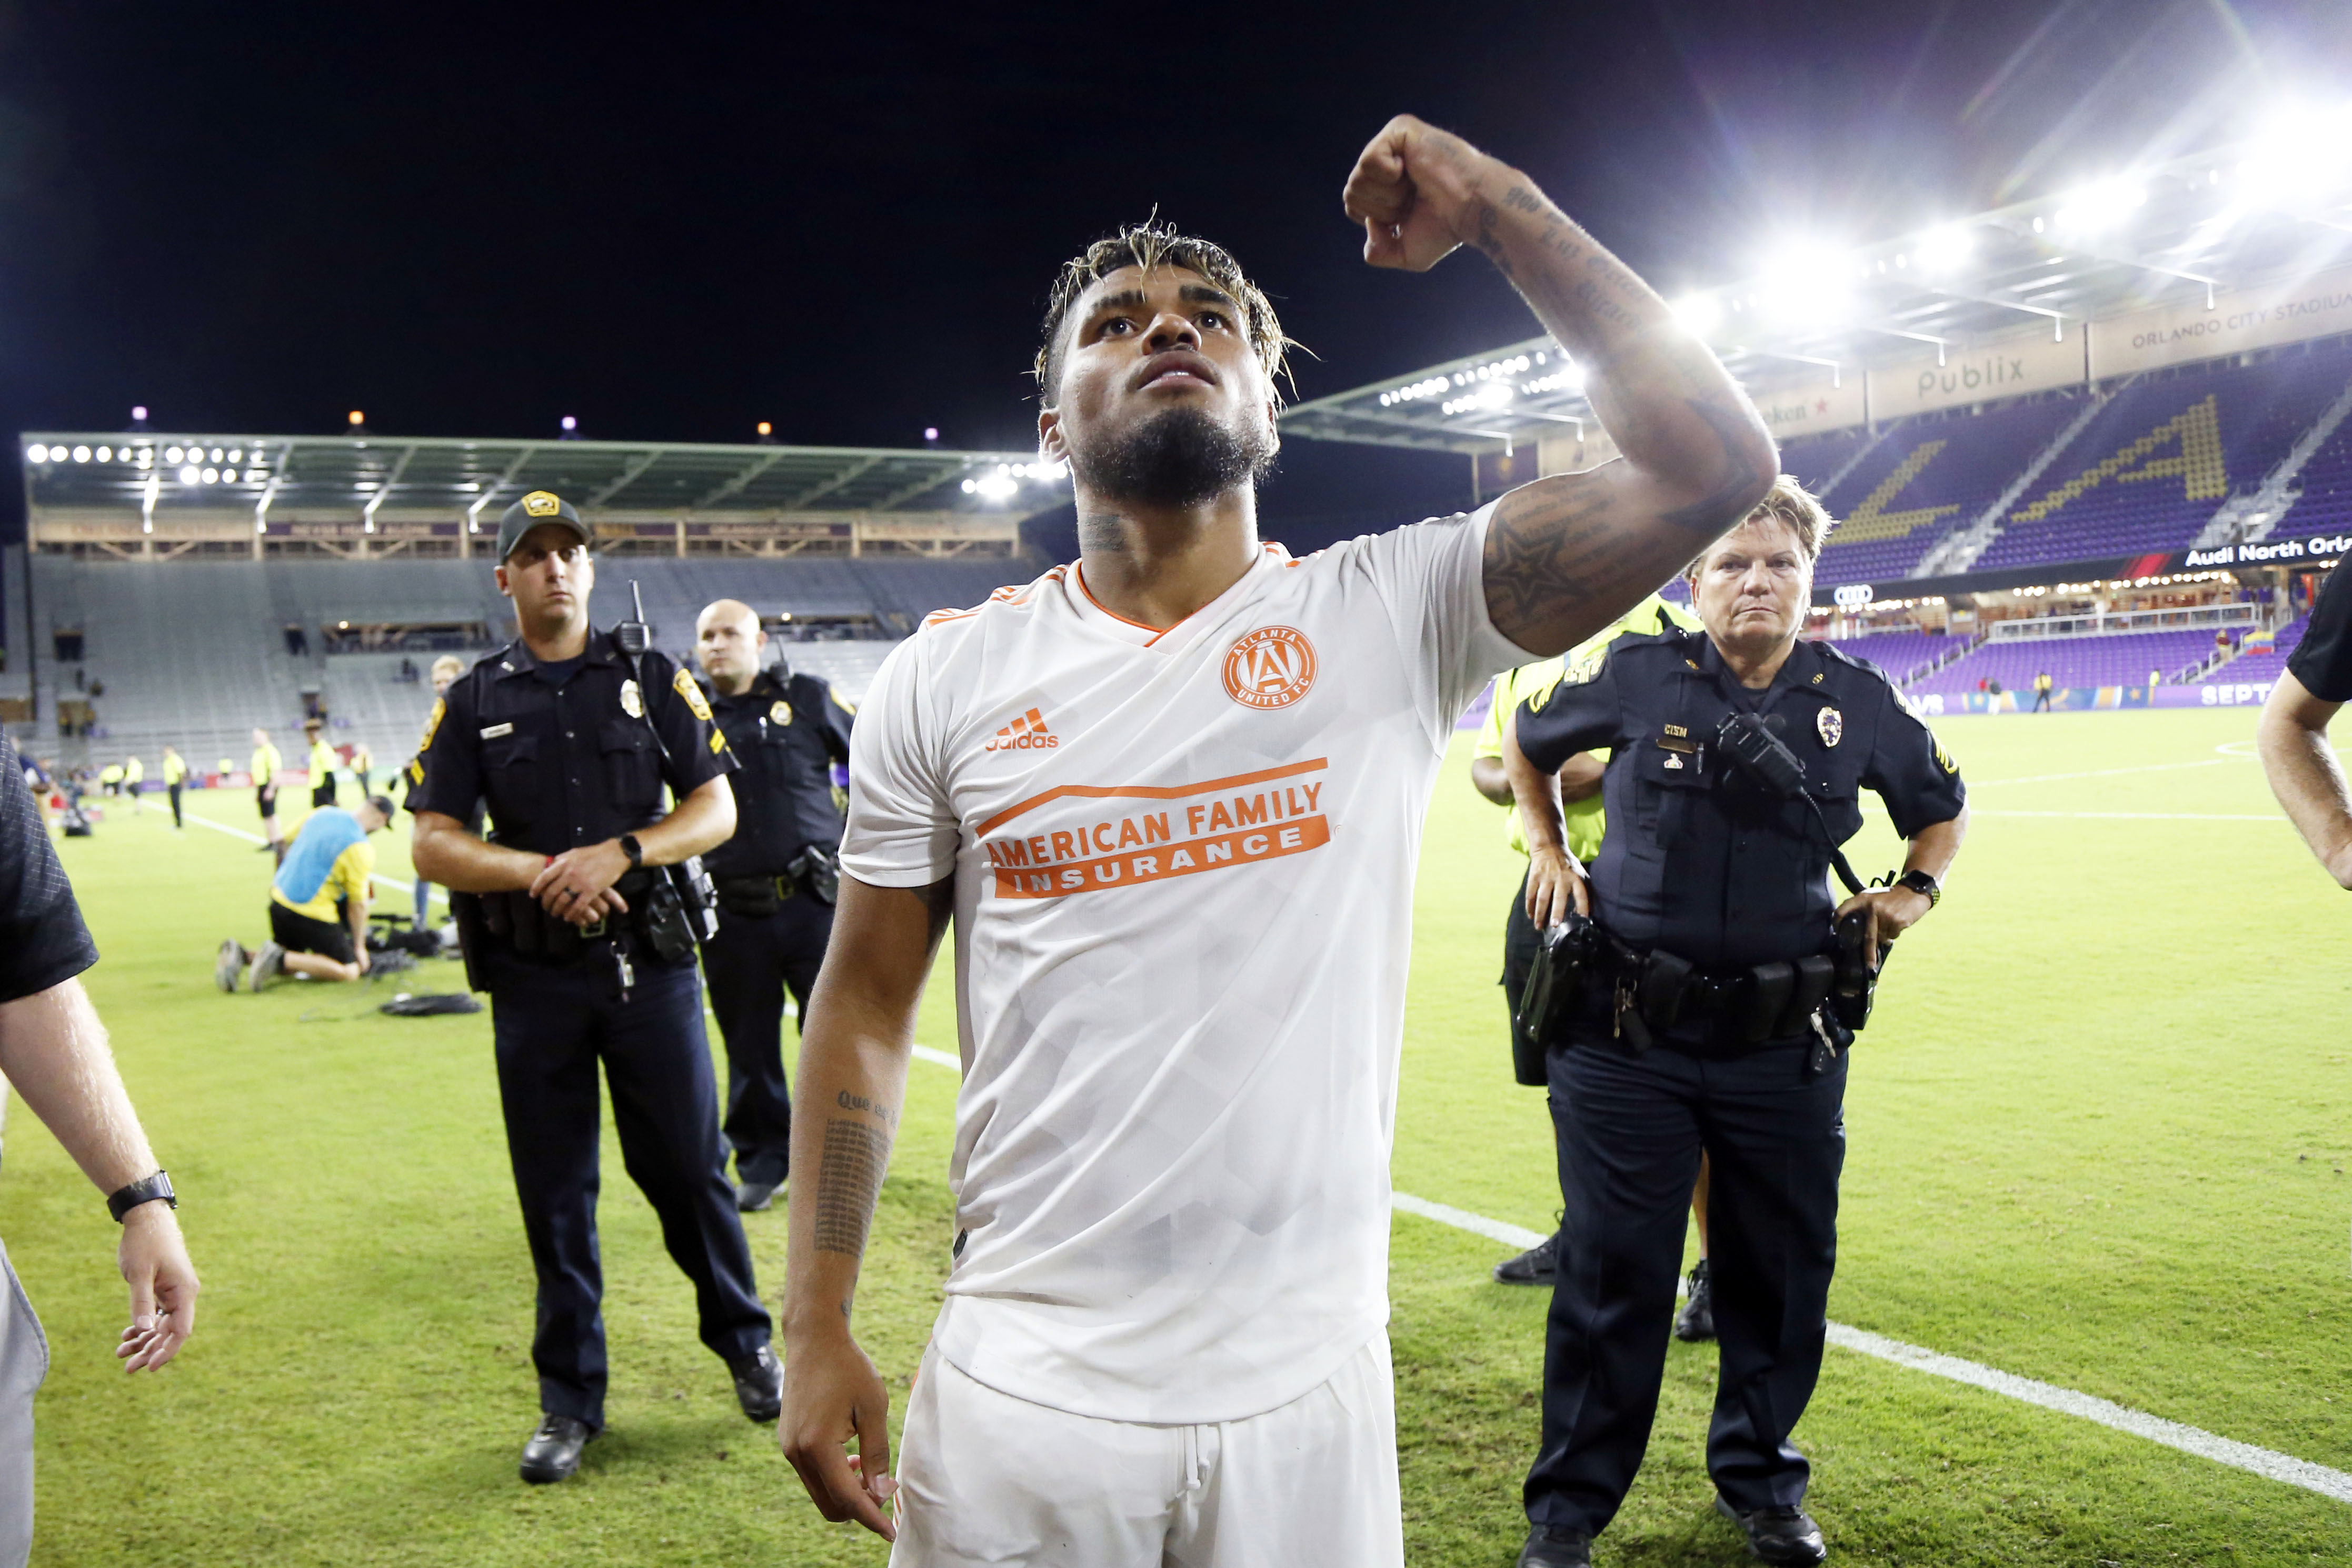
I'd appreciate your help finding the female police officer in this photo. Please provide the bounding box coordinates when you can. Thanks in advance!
[1508,478,1967,1568]
[408,492,777,1485]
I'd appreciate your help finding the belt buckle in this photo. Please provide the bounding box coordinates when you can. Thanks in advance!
[580,914,609,939]
[775,875,795,903]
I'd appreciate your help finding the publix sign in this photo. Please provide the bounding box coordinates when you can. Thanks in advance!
[2180,531,2352,568]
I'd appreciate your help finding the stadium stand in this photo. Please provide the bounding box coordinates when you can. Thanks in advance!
[2282,401,2352,535]
[1813,629,1960,684]
[2201,613,2311,688]
[1910,627,2222,697]
[1791,398,2093,584]
[1973,342,2352,571]
[21,554,1030,773]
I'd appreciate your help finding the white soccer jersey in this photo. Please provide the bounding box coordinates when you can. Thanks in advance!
[843,504,1530,1424]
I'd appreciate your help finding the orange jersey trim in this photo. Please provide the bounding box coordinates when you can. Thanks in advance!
[974,757,1327,838]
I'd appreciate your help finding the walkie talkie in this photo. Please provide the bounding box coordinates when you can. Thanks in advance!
[615,581,653,659]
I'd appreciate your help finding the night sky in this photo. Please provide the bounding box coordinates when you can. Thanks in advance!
[1,0,2345,549]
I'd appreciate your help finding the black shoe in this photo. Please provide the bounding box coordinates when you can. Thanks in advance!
[729,1345,783,1423]
[1675,1258,1716,1341]
[1494,1231,1559,1286]
[1715,1495,1826,1565]
[519,1414,594,1484]
[734,1179,779,1213]
[1516,1525,1594,1567]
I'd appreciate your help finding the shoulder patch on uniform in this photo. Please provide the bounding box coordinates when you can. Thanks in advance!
[1561,655,1604,686]
[417,697,445,754]
[673,666,714,722]
[829,682,856,716]
[1935,740,1958,774]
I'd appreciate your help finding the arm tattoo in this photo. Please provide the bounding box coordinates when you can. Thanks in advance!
[814,1117,892,1258]
[1659,398,1777,531]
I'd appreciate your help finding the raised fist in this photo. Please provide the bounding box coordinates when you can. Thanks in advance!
[1341,114,1504,272]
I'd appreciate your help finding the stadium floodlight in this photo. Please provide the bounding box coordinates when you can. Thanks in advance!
[208,447,224,463]
[1915,225,1973,273]
[2235,102,2352,206]
[1671,295,1722,334]
[25,444,45,463]
[131,405,147,421]
[347,410,364,426]
[95,446,111,462]
[136,449,152,467]
[974,473,1018,501]
[227,448,241,463]
[756,421,773,436]
[178,465,198,485]
[164,445,183,462]
[561,416,577,432]
[2052,177,2146,234]
[1755,243,1854,327]
[72,445,91,463]
[201,467,218,484]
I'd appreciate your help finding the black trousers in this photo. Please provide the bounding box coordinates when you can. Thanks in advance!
[1501,867,1544,1084]
[702,895,833,1188]
[312,780,336,808]
[166,782,182,828]
[1525,1034,1846,1537]
[486,947,771,1430]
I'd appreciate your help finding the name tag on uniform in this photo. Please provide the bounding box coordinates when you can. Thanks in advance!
[479,723,514,740]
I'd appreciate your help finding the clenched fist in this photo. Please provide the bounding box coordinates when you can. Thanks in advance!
[1341,114,1512,271]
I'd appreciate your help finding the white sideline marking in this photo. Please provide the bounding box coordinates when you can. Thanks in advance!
[1823,1324,2352,1504]
[1391,1192,1546,1251]
[158,795,2352,1504]
[140,797,418,893]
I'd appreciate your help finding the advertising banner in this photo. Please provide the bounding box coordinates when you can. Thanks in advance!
[2091,267,2352,378]
[2176,527,2352,571]
[1747,376,1869,440]
[1867,327,2086,419]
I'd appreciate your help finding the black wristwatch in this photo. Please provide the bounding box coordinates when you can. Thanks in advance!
[619,833,644,870]
[107,1170,176,1223]
[1895,869,1941,907]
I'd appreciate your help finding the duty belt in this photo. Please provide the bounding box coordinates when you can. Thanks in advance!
[1587,935,1841,1057]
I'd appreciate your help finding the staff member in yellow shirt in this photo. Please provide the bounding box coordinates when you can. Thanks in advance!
[123,755,144,801]
[1473,593,1719,1339]
[215,794,393,992]
[252,727,286,863]
[304,719,339,810]
[162,746,188,830]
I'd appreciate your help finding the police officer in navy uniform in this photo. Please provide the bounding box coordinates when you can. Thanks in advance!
[1508,479,1967,1568]
[690,598,856,1213]
[407,491,779,1486]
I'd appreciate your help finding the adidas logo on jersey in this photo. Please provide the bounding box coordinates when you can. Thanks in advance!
[984,707,1059,752]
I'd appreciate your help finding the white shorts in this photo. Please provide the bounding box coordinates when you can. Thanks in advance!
[889,1331,1403,1568]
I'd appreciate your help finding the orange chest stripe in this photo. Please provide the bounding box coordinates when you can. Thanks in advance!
[973,757,1328,838]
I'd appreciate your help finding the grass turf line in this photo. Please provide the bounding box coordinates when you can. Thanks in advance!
[2,707,2346,1564]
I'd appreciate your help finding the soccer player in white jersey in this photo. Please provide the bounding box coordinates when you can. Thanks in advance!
[776,114,1778,1565]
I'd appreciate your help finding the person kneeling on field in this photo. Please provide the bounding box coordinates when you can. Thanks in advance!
[216,794,395,992]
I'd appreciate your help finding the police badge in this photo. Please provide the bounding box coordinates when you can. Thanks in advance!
[1816,706,1842,748]
[620,680,643,718]
[770,699,793,726]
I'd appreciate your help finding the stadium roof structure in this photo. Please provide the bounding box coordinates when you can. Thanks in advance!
[1282,117,2352,456]
[22,434,1064,526]
[20,433,1068,559]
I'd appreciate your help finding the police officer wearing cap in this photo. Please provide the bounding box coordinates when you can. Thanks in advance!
[690,600,856,1214]
[1508,478,1967,1568]
[408,490,779,1486]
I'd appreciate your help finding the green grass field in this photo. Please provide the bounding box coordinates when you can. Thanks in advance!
[7,706,2350,1565]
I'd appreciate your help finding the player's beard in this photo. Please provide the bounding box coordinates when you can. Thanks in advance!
[1069,406,1276,510]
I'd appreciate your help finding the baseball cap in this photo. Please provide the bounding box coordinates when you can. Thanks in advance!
[365,793,397,821]
[496,490,591,562]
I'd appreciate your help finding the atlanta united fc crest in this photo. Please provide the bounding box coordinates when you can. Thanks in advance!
[1222,626,1318,711]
